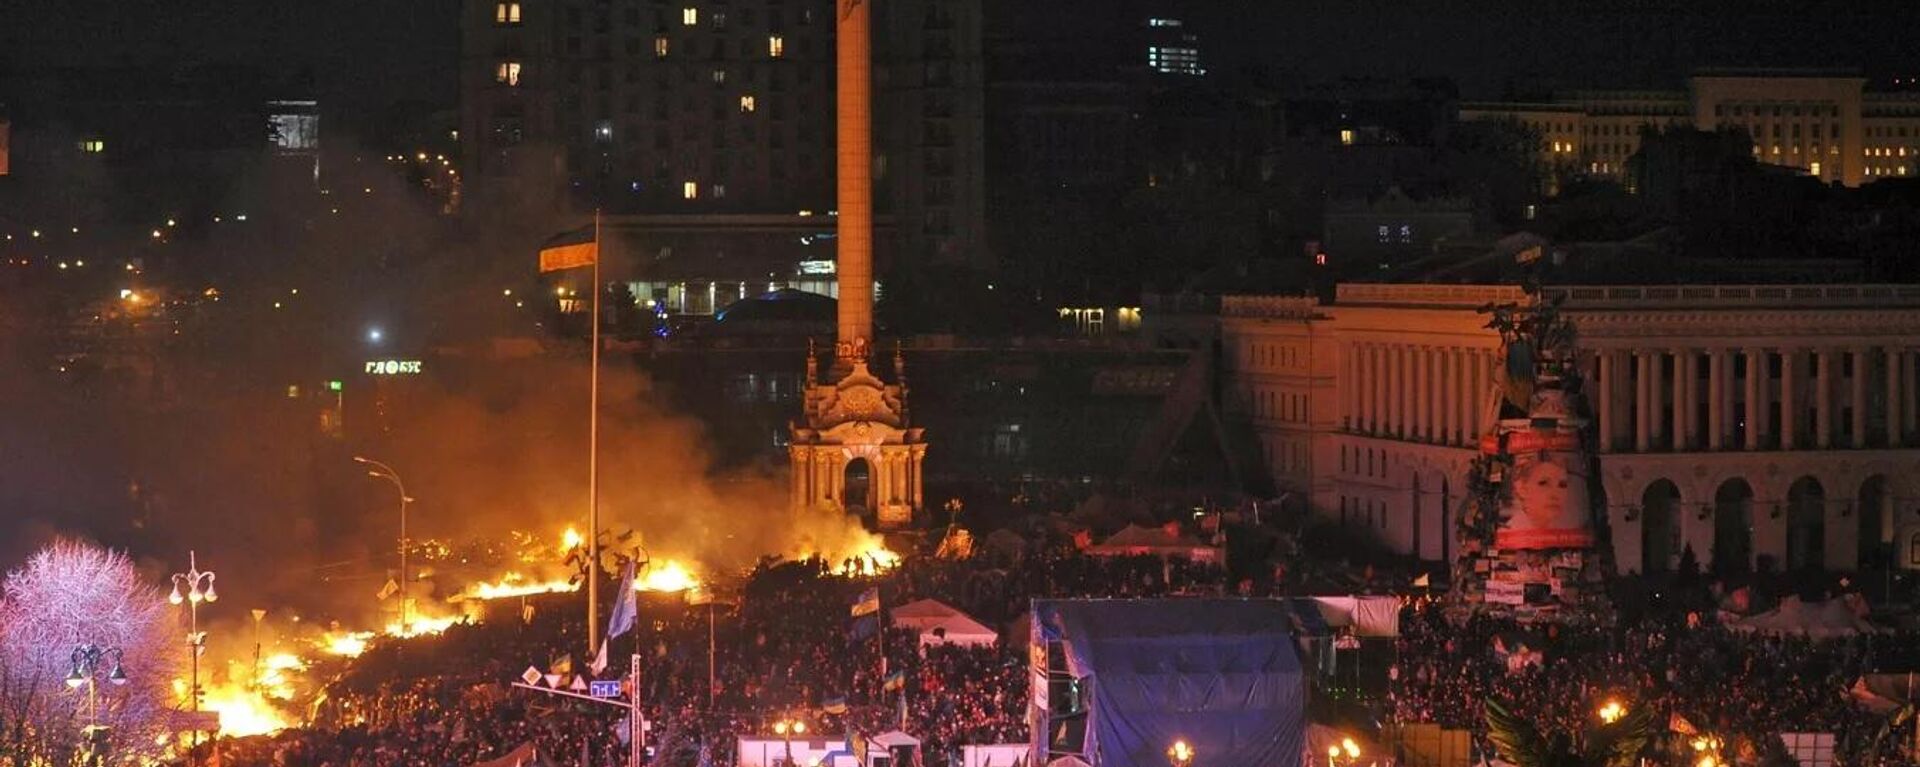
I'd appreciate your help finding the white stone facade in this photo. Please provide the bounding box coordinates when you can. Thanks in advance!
[1220,284,1920,573]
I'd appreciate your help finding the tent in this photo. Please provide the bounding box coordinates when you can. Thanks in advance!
[1087,524,1222,564]
[1724,596,1879,638]
[891,599,998,647]
[470,743,552,767]
[1306,596,1402,638]
[869,731,922,767]
[962,744,1032,767]
[1031,599,1305,767]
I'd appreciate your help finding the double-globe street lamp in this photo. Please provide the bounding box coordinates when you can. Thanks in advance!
[66,643,129,765]
[772,718,808,767]
[1167,739,1195,767]
[353,456,414,633]
[169,551,216,764]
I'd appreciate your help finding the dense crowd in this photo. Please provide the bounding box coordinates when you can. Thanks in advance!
[1386,595,1920,764]
[220,545,1228,767]
[208,522,1920,767]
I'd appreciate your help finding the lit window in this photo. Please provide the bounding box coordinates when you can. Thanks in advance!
[740,95,756,113]
[682,7,697,25]
[768,35,784,58]
[1338,129,1354,146]
[712,68,727,84]
[495,2,521,24]
[1148,18,1182,27]
[683,181,698,199]
[1810,161,1822,177]
[78,140,105,153]
[496,61,522,86]
[655,36,670,57]
[713,184,727,198]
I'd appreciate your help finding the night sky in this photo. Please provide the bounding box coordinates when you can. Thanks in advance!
[3,0,1915,128]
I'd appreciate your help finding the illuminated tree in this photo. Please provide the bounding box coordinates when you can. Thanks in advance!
[0,540,182,765]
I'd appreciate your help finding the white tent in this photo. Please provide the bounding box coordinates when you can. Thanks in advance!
[890,598,960,628]
[961,744,1031,767]
[1087,524,1222,564]
[891,599,999,647]
[1725,596,1878,638]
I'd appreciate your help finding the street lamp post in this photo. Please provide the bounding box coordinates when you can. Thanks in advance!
[66,644,128,767]
[1326,737,1359,767]
[168,552,216,764]
[354,456,413,633]
[1167,739,1195,767]
[773,719,806,767]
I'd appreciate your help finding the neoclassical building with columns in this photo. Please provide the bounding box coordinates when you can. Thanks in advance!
[1219,282,1920,574]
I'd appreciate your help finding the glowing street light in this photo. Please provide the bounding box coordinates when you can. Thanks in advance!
[354,456,413,633]
[773,719,807,766]
[66,644,128,765]
[169,551,216,764]
[1597,699,1626,724]
[366,327,384,344]
[1167,739,1195,767]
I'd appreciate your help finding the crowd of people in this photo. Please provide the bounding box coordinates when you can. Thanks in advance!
[1385,593,1920,765]
[205,518,1920,767]
[219,543,1229,767]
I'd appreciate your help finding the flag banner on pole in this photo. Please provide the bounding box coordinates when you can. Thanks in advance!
[538,225,598,273]
[850,587,880,618]
[849,614,880,642]
[882,669,905,692]
[549,653,574,677]
[589,637,611,676]
[607,558,640,640]
[821,695,848,715]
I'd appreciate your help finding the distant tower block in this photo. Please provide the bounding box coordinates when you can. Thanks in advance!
[789,0,927,529]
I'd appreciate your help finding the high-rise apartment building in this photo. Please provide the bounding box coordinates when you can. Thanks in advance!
[462,0,988,316]
[1461,70,1920,188]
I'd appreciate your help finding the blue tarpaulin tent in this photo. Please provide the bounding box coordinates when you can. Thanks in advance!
[1029,599,1306,767]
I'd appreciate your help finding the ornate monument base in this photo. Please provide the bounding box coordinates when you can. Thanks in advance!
[789,346,926,529]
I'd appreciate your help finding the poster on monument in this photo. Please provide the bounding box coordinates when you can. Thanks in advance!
[1494,422,1595,550]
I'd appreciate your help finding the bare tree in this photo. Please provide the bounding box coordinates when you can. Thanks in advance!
[0,540,182,765]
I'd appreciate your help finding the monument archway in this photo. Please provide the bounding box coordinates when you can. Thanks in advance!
[844,457,872,514]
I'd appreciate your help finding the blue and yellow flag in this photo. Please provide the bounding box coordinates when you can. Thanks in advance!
[850,587,880,618]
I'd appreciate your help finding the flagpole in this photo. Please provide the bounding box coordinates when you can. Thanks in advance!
[588,209,602,659]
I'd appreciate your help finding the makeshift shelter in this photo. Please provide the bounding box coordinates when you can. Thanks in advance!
[1087,524,1222,564]
[1031,599,1305,766]
[1724,596,1879,638]
[1306,596,1402,637]
[892,599,999,647]
[962,744,1032,767]
[867,731,922,767]
[470,743,551,767]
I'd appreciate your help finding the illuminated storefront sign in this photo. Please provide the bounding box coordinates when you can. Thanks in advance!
[365,359,424,375]
[798,260,836,275]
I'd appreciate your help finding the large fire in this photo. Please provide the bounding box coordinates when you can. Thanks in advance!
[320,630,374,657]
[459,571,578,600]
[636,560,699,592]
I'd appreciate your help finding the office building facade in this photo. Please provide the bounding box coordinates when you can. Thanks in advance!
[1220,283,1920,574]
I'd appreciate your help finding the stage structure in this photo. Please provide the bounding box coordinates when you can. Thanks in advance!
[788,0,927,529]
[1029,599,1306,767]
